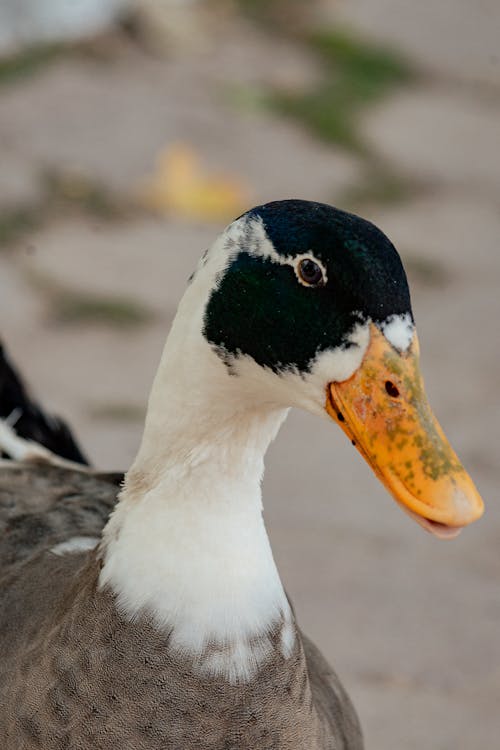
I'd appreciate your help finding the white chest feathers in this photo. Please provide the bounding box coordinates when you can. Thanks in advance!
[99,407,295,683]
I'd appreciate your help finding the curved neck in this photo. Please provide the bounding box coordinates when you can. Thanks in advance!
[100,317,293,682]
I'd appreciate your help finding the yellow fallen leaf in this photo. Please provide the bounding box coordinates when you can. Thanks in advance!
[141,143,251,222]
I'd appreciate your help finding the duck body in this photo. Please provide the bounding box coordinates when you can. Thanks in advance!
[0,465,361,750]
[0,200,483,748]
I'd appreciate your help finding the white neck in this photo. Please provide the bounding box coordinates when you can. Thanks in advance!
[98,219,370,681]
[99,277,294,681]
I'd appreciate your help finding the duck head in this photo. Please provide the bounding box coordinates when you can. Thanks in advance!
[180,200,483,538]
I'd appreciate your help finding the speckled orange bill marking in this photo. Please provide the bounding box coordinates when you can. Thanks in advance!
[326,323,484,535]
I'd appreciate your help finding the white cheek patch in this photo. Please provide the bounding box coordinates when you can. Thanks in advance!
[380,313,414,352]
[220,320,370,419]
[307,321,369,385]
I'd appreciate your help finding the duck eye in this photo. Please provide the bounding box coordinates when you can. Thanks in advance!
[297,258,325,287]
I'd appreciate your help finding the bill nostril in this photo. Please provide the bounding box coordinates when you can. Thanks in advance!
[385,380,400,398]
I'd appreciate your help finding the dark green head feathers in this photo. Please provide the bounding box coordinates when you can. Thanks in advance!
[203,200,412,374]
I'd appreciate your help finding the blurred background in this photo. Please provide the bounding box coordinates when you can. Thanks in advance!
[0,1,499,747]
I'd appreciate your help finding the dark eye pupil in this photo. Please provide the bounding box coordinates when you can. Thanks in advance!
[299,259,323,285]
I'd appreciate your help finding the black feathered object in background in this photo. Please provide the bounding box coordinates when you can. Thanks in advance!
[0,341,89,466]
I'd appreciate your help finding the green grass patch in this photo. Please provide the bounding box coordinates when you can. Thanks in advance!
[338,163,424,211]
[0,206,42,249]
[310,29,412,94]
[50,290,154,328]
[273,85,363,151]
[234,0,303,28]
[0,44,66,86]
[0,34,122,88]
[28,272,154,329]
[224,83,270,114]
[89,402,145,422]
[270,28,415,152]
[41,169,130,221]
[0,169,135,251]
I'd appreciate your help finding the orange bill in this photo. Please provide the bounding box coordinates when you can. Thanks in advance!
[326,323,484,539]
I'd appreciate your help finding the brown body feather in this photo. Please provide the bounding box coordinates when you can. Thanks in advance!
[0,465,362,749]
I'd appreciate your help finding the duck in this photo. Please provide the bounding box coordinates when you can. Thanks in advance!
[0,200,484,750]
[0,341,88,465]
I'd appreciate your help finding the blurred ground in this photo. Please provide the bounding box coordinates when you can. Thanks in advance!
[0,2,499,748]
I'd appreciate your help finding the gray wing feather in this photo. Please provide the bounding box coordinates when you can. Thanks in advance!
[0,464,119,570]
[302,631,364,749]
